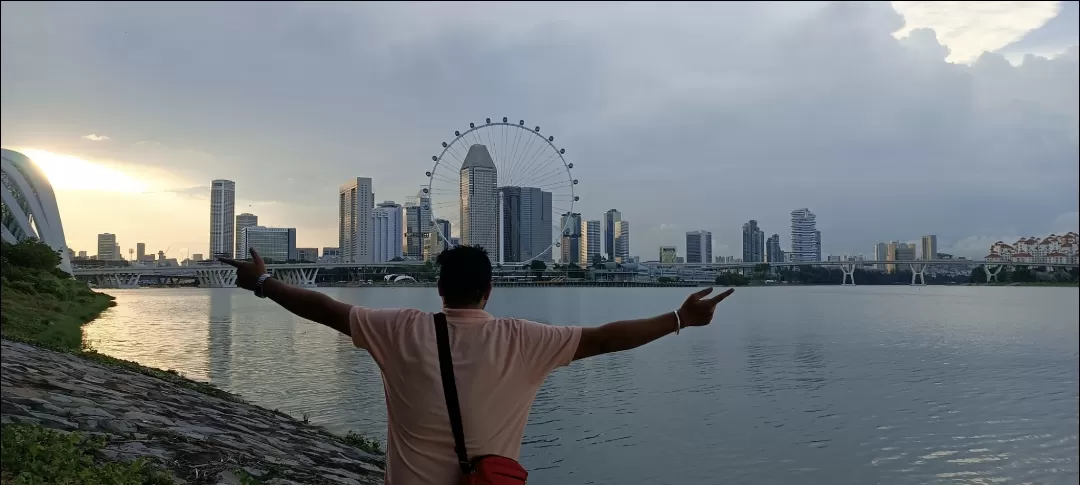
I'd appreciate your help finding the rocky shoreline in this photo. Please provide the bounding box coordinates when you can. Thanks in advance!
[1,339,385,484]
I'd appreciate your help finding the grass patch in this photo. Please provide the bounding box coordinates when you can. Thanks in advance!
[340,431,383,455]
[0,423,174,485]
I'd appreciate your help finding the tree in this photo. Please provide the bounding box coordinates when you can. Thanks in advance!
[1,239,62,271]
[591,254,605,269]
[715,272,749,286]
[529,260,547,279]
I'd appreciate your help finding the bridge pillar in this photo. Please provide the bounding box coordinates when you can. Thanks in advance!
[982,264,1003,283]
[195,267,237,288]
[94,272,142,288]
[272,268,319,288]
[840,263,856,286]
[909,263,927,286]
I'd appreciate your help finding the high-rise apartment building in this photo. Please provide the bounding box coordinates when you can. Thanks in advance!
[614,220,631,263]
[460,145,498,254]
[660,246,677,263]
[921,235,938,261]
[97,233,117,260]
[136,242,146,261]
[604,209,621,262]
[209,179,236,259]
[373,201,403,263]
[790,208,820,263]
[339,177,373,264]
[497,186,552,263]
[404,189,431,260]
[581,220,601,264]
[766,234,783,263]
[559,212,582,264]
[887,241,916,273]
[742,220,765,263]
[425,218,452,260]
[874,242,889,270]
[686,230,712,264]
[242,226,297,262]
[235,213,258,258]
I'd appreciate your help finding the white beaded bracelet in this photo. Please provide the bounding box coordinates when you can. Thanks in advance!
[673,310,681,335]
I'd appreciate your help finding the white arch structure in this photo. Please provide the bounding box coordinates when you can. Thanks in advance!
[1,148,72,274]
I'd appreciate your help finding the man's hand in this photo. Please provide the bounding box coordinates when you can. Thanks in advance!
[677,287,735,327]
[218,248,267,291]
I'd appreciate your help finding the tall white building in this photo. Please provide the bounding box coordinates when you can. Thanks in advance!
[339,177,374,264]
[373,201,404,263]
[97,233,118,260]
[459,145,498,253]
[920,235,938,260]
[235,213,258,258]
[614,220,631,263]
[580,219,601,264]
[686,230,713,264]
[790,208,819,263]
[209,179,236,259]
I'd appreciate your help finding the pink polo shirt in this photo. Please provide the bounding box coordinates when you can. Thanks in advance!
[349,306,583,485]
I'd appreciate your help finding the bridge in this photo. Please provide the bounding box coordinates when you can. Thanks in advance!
[71,258,1077,288]
[633,259,1078,286]
[72,261,426,288]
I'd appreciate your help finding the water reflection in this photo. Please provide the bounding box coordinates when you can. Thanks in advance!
[207,289,233,388]
[83,286,1079,485]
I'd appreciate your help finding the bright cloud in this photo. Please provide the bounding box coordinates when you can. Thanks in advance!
[892,1,1063,62]
[81,133,110,141]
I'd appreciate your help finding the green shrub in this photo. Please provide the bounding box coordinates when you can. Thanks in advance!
[0,423,173,485]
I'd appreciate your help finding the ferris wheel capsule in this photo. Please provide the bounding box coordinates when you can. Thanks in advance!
[469,122,475,128]
[503,117,508,122]
[486,118,491,123]
[455,131,460,136]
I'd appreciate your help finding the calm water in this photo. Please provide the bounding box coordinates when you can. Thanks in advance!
[84,286,1079,485]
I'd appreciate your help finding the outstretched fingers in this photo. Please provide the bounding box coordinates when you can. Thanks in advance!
[689,287,714,300]
[219,257,241,268]
[705,288,735,305]
[249,247,265,266]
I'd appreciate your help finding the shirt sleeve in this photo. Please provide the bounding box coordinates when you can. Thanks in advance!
[517,319,583,381]
[349,306,404,364]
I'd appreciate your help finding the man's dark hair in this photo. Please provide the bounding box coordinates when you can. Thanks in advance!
[436,245,493,307]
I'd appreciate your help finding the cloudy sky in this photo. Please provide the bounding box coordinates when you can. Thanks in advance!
[2,1,1077,260]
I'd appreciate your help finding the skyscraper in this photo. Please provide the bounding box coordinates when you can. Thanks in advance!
[559,212,582,264]
[97,233,117,260]
[497,186,552,263]
[604,209,621,262]
[887,241,916,273]
[404,189,431,260]
[921,235,938,260]
[686,230,712,264]
[372,201,403,263]
[766,234,783,263]
[427,218,452,260]
[581,220,601,264]
[790,208,819,263]
[614,219,631,262]
[460,145,498,253]
[742,220,765,263]
[874,242,888,270]
[339,177,373,264]
[209,179,235,259]
[235,213,258,258]
[136,242,146,262]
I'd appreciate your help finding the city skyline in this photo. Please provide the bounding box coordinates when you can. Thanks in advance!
[3,3,1077,259]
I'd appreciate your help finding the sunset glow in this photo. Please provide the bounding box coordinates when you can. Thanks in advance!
[18,148,151,193]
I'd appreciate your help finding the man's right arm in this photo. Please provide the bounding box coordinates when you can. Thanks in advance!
[573,287,735,361]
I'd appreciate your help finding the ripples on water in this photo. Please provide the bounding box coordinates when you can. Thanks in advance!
[83,286,1079,485]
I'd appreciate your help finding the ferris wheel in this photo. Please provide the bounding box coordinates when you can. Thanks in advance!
[423,117,578,265]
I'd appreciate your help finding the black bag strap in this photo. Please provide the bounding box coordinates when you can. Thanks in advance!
[434,313,471,474]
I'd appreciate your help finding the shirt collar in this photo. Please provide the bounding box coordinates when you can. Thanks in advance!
[442,308,493,320]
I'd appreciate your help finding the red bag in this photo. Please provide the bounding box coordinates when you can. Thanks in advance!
[435,313,529,485]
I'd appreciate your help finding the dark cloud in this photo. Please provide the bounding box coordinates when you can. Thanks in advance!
[1,1,1076,258]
